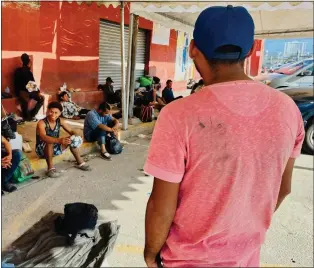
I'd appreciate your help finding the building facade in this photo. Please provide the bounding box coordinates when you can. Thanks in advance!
[1,1,262,114]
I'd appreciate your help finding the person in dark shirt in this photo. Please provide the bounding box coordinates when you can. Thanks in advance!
[1,136,22,194]
[162,80,183,104]
[14,53,44,121]
[98,77,121,104]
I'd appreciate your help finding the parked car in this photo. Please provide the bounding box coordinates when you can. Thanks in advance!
[255,59,314,89]
[283,89,314,154]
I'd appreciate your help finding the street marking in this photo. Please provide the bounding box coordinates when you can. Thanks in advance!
[114,244,290,267]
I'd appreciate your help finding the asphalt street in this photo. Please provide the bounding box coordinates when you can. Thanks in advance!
[1,135,313,267]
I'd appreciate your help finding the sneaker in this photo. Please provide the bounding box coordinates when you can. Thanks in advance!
[101,152,112,161]
[46,168,61,178]
[3,183,17,193]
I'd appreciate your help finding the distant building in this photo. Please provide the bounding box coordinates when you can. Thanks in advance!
[284,41,307,57]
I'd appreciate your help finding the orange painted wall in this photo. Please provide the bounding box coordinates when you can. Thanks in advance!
[1,1,153,110]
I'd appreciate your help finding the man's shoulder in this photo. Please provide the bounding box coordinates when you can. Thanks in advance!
[86,110,96,118]
[160,95,189,117]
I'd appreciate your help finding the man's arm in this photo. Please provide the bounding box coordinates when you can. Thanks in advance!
[275,158,295,212]
[144,178,180,267]
[2,136,12,168]
[97,123,114,132]
[37,120,62,144]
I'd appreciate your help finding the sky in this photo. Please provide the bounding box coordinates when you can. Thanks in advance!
[264,38,313,56]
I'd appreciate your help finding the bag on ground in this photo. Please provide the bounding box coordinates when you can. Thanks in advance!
[140,105,153,123]
[13,153,34,183]
[105,134,123,154]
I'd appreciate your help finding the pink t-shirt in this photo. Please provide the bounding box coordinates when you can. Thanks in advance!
[144,81,305,267]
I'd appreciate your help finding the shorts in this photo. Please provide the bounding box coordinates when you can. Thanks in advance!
[35,142,65,158]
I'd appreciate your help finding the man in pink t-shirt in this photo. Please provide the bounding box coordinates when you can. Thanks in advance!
[144,5,305,268]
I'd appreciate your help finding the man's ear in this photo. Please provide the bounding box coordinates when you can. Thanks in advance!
[247,41,257,58]
[189,39,197,59]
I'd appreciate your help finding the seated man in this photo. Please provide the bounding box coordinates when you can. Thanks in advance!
[14,53,44,121]
[36,102,91,178]
[162,80,183,104]
[84,102,119,161]
[59,91,90,120]
[2,136,22,194]
[98,77,121,105]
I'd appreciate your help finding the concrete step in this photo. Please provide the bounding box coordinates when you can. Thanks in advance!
[30,121,155,172]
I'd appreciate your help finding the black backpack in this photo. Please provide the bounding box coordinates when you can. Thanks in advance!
[105,134,123,154]
[55,203,98,245]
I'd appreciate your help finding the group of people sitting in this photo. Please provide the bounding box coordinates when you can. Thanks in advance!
[2,54,184,193]
[134,77,183,110]
[2,100,120,193]
[35,100,119,178]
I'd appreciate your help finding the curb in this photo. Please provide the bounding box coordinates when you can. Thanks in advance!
[30,121,155,172]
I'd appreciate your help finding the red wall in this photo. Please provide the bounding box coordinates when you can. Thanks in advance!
[1,1,153,111]
[249,39,264,77]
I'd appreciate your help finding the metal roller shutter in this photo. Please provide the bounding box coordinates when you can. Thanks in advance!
[99,20,147,90]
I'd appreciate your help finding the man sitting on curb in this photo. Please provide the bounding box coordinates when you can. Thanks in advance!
[36,102,91,178]
[162,80,183,104]
[1,136,22,194]
[84,102,119,161]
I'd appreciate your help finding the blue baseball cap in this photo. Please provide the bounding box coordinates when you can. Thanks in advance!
[193,5,255,60]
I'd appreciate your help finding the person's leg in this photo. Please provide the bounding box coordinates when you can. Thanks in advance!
[29,91,45,118]
[174,96,183,101]
[69,146,91,170]
[79,109,90,115]
[79,109,90,119]
[69,147,84,165]
[43,143,54,171]
[1,150,22,192]
[19,92,30,120]
[90,128,111,160]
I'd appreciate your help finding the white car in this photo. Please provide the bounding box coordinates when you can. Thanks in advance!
[255,59,314,89]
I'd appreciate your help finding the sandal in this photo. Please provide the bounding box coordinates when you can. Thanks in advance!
[101,152,112,161]
[76,162,91,171]
[46,168,61,178]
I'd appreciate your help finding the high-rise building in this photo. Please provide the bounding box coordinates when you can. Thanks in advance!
[284,41,307,57]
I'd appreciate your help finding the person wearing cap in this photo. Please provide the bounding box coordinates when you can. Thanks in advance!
[162,80,183,104]
[144,5,304,267]
[98,77,121,105]
[13,53,45,122]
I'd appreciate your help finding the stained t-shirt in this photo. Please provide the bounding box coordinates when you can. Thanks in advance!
[144,81,305,267]
[84,110,112,141]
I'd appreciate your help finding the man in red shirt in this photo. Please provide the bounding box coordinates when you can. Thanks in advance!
[144,5,305,267]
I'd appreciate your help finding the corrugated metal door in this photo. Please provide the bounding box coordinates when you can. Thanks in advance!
[99,20,147,90]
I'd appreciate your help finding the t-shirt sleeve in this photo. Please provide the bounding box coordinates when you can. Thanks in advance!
[290,110,305,158]
[144,107,186,183]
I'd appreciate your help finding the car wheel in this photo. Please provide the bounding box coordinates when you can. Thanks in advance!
[304,122,314,155]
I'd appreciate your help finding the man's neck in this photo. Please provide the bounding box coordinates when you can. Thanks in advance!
[204,67,251,86]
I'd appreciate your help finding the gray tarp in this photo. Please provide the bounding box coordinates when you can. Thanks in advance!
[2,212,120,267]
